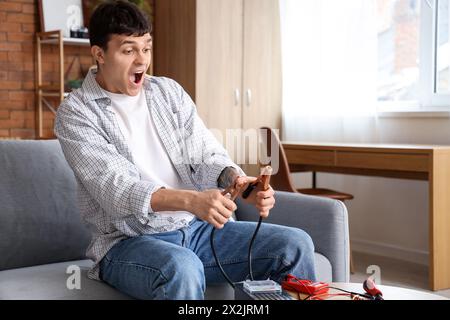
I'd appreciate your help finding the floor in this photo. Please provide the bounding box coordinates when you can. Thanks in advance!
[350,251,450,299]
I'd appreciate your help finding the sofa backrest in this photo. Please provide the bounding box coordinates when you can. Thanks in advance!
[0,140,91,271]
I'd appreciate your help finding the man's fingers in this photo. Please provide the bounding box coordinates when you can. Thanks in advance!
[256,200,274,209]
[256,187,275,205]
[256,202,275,211]
[205,208,227,229]
[223,200,237,213]
[257,188,275,199]
[211,213,228,229]
[235,176,258,187]
[210,219,223,229]
[235,177,258,193]
[258,209,270,219]
[216,199,234,220]
[256,193,275,216]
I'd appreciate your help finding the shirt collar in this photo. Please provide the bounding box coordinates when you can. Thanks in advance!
[82,67,108,103]
[82,67,152,104]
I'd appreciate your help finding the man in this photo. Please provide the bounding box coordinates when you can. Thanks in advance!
[55,0,316,300]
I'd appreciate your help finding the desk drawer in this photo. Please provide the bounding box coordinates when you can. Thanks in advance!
[284,149,335,166]
[336,151,429,172]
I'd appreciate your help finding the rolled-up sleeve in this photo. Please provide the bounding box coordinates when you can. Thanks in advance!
[54,102,162,219]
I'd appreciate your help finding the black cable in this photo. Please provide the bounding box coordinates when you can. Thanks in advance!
[248,216,263,281]
[210,217,263,289]
[326,286,375,300]
[210,227,235,289]
[242,182,257,199]
[209,182,263,289]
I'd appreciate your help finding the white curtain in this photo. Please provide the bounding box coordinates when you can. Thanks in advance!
[279,0,379,142]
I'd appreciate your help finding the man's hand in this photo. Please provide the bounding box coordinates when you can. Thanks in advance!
[190,190,237,229]
[234,176,275,219]
[151,188,236,229]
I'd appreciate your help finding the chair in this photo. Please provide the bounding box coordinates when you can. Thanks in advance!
[260,127,355,273]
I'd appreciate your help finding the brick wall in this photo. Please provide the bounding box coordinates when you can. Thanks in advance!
[0,0,93,139]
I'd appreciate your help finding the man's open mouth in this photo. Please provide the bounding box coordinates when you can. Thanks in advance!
[130,72,144,84]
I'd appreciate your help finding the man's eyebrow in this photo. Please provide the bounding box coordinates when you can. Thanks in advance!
[120,38,153,46]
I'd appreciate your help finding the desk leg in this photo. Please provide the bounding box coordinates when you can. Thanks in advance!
[430,150,450,291]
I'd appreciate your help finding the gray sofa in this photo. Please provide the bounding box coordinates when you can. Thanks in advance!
[0,140,349,299]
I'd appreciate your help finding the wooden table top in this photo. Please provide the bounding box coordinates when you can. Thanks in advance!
[282,141,450,152]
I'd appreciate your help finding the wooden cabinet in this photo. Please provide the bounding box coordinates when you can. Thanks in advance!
[154,0,282,171]
[195,0,243,135]
[241,0,282,132]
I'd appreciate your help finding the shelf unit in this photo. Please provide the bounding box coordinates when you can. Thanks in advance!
[35,30,90,139]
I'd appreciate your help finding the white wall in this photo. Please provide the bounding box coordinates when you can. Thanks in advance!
[292,116,450,265]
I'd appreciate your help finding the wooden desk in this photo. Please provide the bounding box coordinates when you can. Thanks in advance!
[282,142,450,291]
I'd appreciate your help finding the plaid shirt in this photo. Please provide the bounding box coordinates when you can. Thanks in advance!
[54,69,243,280]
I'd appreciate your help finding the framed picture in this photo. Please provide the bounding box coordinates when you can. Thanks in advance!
[82,0,154,31]
[38,0,84,38]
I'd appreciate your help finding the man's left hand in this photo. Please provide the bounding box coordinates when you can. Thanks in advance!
[233,176,275,218]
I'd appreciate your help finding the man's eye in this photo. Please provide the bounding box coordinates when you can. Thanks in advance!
[124,49,133,54]
[143,48,151,53]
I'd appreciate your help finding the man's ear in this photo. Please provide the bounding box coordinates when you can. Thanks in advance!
[91,45,105,65]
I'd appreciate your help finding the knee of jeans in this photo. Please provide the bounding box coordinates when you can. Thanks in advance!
[284,228,315,256]
[164,250,205,288]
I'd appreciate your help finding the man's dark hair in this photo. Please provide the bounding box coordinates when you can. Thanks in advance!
[89,0,152,50]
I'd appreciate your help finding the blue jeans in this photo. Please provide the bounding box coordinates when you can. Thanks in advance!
[99,218,316,300]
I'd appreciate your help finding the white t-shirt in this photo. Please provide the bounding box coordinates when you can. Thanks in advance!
[101,88,195,224]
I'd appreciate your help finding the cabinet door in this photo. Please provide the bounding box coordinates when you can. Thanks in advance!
[153,0,197,99]
[241,0,282,175]
[196,0,243,141]
[242,0,282,131]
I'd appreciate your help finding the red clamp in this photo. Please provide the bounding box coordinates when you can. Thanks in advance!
[281,274,329,296]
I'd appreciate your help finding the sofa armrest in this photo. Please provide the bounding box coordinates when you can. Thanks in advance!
[235,191,349,282]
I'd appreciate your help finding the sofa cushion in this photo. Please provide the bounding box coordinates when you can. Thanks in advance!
[0,140,91,271]
[0,260,130,300]
[0,252,331,300]
[314,252,332,283]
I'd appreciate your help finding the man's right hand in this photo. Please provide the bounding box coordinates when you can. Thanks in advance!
[190,190,237,229]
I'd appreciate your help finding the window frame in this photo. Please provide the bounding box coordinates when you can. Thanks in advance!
[377,0,450,114]
[432,0,450,104]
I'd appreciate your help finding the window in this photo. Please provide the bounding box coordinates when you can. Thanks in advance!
[377,0,421,103]
[279,0,449,118]
[436,0,450,94]
[377,0,450,110]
